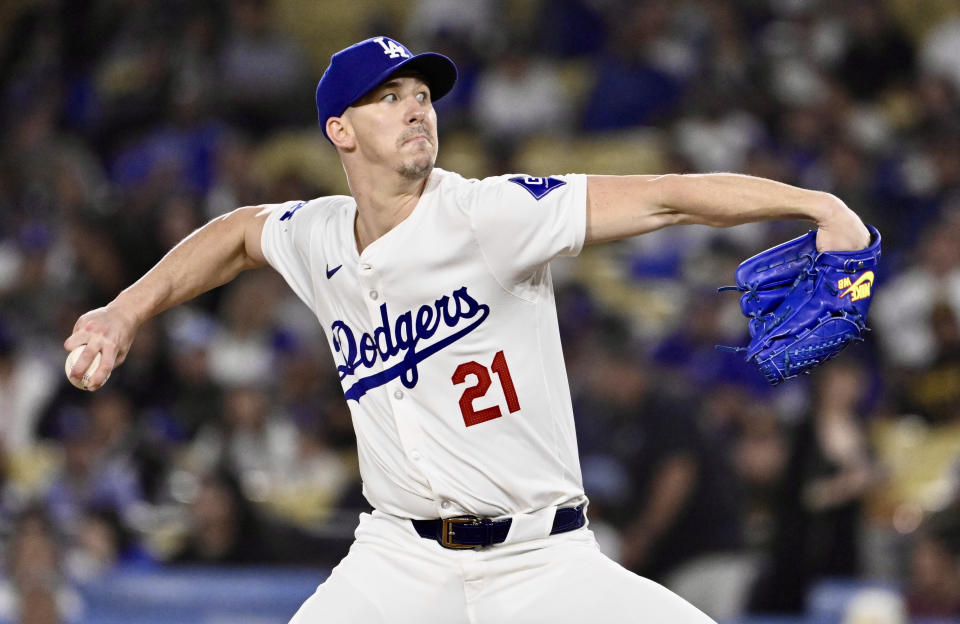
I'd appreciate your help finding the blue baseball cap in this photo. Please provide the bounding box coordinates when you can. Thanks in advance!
[315,36,458,143]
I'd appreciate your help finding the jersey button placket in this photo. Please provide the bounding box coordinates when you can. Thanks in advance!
[356,256,435,497]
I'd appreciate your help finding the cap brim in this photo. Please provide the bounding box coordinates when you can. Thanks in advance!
[347,52,458,110]
[397,52,458,101]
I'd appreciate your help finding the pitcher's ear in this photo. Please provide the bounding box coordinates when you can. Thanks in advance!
[327,117,354,150]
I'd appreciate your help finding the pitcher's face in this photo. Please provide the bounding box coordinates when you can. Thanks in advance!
[344,74,438,180]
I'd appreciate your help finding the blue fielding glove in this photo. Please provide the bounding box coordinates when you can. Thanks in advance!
[718,229,819,339]
[719,225,881,385]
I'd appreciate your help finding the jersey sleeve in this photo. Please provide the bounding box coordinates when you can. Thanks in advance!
[259,200,318,312]
[466,173,587,292]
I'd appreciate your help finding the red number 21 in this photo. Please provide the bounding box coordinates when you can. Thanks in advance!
[451,350,521,427]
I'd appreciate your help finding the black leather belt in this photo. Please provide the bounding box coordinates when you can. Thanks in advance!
[412,506,585,550]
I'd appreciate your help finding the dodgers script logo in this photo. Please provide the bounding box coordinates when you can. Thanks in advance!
[331,286,490,401]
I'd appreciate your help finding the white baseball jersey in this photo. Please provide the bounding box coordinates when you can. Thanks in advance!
[260,167,588,521]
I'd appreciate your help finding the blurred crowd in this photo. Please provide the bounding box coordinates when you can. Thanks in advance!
[2,0,960,622]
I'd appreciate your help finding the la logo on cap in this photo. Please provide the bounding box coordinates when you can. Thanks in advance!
[373,37,410,59]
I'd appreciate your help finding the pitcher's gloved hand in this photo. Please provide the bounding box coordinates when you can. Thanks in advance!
[718,225,881,385]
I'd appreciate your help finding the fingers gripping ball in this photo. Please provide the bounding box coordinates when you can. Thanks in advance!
[65,346,109,390]
[718,225,881,385]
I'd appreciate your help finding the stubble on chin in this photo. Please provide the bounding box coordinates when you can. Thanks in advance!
[395,125,435,181]
[396,159,434,181]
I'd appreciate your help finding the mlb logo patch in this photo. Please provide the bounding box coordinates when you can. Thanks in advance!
[508,176,567,200]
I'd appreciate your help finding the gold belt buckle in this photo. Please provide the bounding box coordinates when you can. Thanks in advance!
[441,515,481,549]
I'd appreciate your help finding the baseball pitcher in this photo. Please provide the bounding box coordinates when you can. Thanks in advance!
[65,37,872,623]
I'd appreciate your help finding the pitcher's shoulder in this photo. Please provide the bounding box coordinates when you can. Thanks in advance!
[266,195,355,224]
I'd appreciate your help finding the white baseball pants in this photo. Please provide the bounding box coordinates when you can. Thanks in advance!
[288,510,716,624]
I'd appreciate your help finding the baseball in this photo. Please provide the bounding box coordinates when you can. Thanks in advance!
[65,346,107,390]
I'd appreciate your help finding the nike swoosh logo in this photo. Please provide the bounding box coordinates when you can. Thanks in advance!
[280,201,306,221]
[840,271,874,299]
[326,264,342,279]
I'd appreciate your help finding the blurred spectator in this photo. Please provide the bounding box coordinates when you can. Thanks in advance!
[750,358,879,614]
[405,0,496,51]
[182,385,296,486]
[92,1,178,151]
[910,74,960,137]
[0,319,56,455]
[108,90,227,199]
[0,507,82,624]
[65,509,154,582]
[166,469,268,565]
[15,584,62,624]
[42,405,144,539]
[164,306,223,441]
[265,397,358,529]
[581,2,686,130]
[0,450,8,519]
[919,8,960,96]
[842,587,907,624]
[673,92,763,173]
[775,105,832,183]
[726,395,789,550]
[574,319,743,584]
[533,0,608,59]
[0,222,68,349]
[170,2,227,120]
[906,504,960,617]
[471,39,573,146]
[166,468,328,566]
[757,1,843,109]
[272,339,335,426]
[206,272,281,388]
[203,133,268,219]
[873,213,960,370]
[836,0,916,101]
[894,300,960,424]
[698,0,755,93]
[656,385,775,621]
[217,0,312,132]
[811,138,880,227]
[64,218,127,305]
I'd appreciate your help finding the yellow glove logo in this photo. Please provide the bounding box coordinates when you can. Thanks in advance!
[838,271,874,302]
